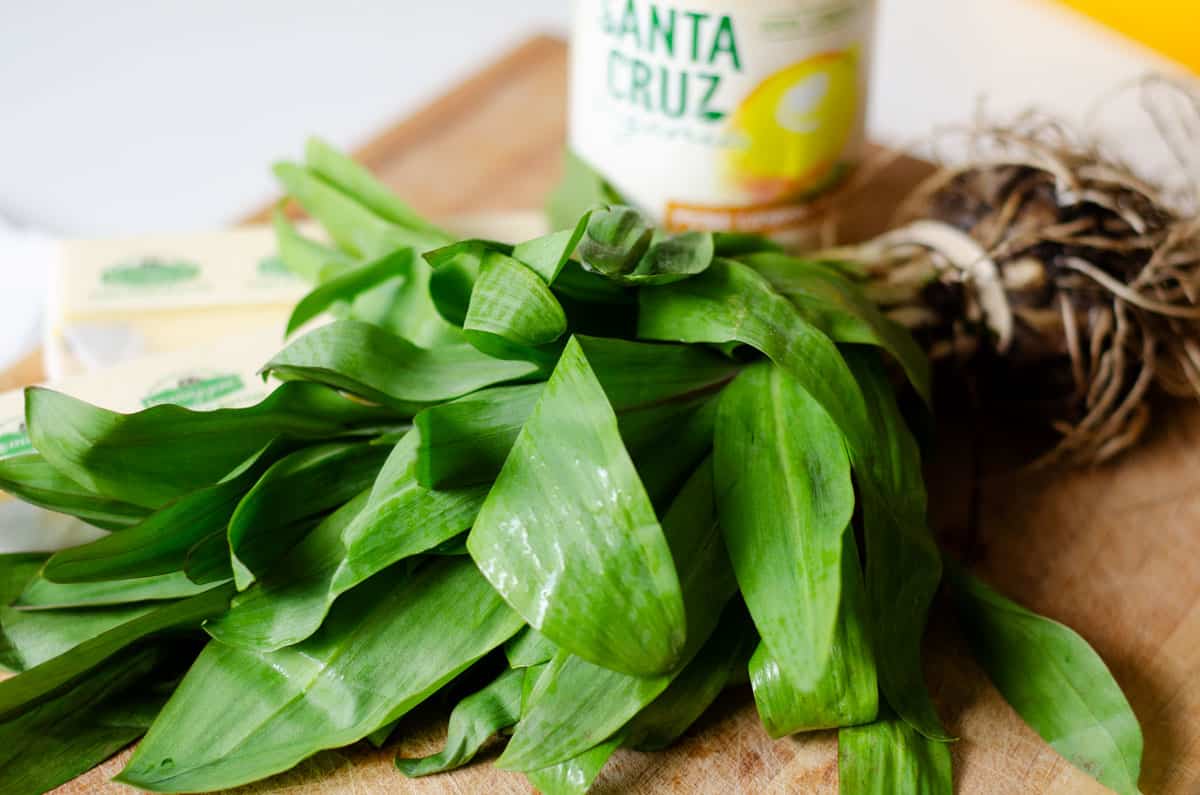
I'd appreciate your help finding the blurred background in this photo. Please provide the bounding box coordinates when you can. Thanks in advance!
[0,0,1195,369]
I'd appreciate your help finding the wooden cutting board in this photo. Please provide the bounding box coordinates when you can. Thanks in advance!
[29,34,1200,794]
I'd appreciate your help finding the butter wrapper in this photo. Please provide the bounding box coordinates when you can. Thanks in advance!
[44,225,310,379]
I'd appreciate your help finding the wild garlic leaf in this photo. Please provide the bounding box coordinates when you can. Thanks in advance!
[0,454,149,531]
[467,336,687,677]
[426,240,495,326]
[285,248,414,336]
[0,646,167,795]
[273,162,432,258]
[26,383,394,510]
[637,257,872,456]
[625,603,757,751]
[950,566,1143,795]
[462,250,567,358]
[395,667,524,778]
[271,208,356,283]
[17,571,210,610]
[838,712,953,795]
[505,627,557,669]
[204,490,367,650]
[415,336,736,489]
[263,320,540,414]
[844,348,948,741]
[524,730,624,795]
[577,206,654,276]
[512,210,591,283]
[715,361,855,690]
[742,253,931,406]
[332,432,487,598]
[0,603,156,672]
[624,229,715,285]
[577,208,715,285]
[42,440,291,583]
[303,137,450,245]
[117,558,523,792]
[748,532,878,738]
[210,432,490,652]
[228,440,389,590]
[0,553,49,608]
[497,460,736,771]
[0,583,232,720]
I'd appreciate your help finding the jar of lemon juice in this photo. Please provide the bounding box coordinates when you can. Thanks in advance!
[568,0,877,246]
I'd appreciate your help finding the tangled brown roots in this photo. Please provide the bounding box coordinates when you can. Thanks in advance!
[829,76,1200,466]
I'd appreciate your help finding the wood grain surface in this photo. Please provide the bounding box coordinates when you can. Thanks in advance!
[24,34,1200,794]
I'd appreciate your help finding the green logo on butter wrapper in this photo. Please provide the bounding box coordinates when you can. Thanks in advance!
[141,373,245,409]
[101,258,201,288]
[0,425,32,459]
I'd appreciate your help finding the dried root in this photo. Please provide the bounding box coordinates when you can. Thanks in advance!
[829,76,1200,466]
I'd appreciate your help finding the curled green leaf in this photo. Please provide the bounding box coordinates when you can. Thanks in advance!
[263,320,540,414]
[395,667,524,777]
[950,566,1142,795]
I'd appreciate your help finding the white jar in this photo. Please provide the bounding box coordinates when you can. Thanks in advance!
[568,0,877,244]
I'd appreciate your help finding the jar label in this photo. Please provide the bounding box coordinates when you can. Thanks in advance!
[569,0,876,233]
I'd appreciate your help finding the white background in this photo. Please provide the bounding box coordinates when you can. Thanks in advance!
[0,0,1189,367]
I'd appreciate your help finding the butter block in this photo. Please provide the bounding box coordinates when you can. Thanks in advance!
[44,224,312,379]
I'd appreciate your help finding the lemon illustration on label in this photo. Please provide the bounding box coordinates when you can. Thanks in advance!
[726,48,860,203]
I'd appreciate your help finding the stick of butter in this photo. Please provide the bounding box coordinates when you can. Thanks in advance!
[44,225,311,379]
[1,330,285,553]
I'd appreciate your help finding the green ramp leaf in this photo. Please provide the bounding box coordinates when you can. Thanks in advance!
[415,336,735,490]
[42,440,291,583]
[497,460,737,771]
[272,208,355,283]
[0,646,169,795]
[625,603,757,751]
[117,558,522,792]
[525,731,624,795]
[637,257,872,458]
[395,667,524,777]
[1,603,156,672]
[742,253,931,405]
[0,454,148,531]
[749,532,878,737]
[227,439,389,589]
[715,361,855,690]
[303,137,450,244]
[0,583,232,719]
[26,382,394,509]
[844,348,948,740]
[285,248,414,336]
[263,320,539,413]
[17,571,210,609]
[203,490,369,650]
[838,712,953,794]
[467,336,686,677]
[462,250,566,359]
[950,566,1142,795]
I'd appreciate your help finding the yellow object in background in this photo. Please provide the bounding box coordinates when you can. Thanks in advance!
[1056,0,1199,73]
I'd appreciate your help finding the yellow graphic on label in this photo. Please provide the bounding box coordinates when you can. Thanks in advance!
[726,48,860,203]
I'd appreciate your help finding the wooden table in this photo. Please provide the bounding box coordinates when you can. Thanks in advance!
[22,35,1200,794]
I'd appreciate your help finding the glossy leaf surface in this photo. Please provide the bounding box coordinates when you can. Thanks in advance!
[263,320,539,413]
[468,337,686,677]
[715,361,854,689]
[118,558,522,792]
[26,383,392,509]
